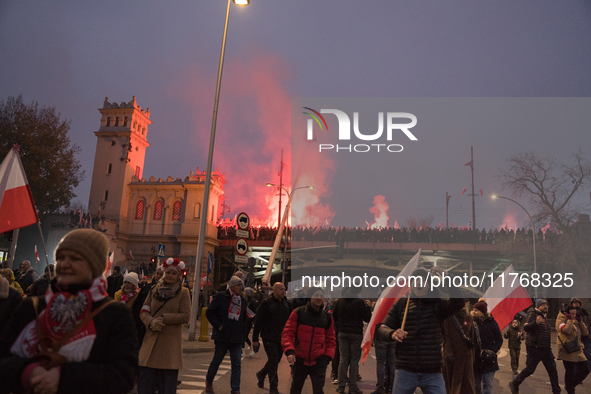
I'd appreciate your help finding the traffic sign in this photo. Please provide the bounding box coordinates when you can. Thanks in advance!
[157,243,165,257]
[235,255,248,264]
[236,229,249,238]
[207,252,213,274]
[235,238,249,256]
[237,212,250,230]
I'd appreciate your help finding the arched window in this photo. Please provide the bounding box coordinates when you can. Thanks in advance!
[115,117,120,127]
[172,201,182,221]
[135,200,145,220]
[104,190,109,201]
[124,117,128,127]
[194,203,201,219]
[153,200,163,220]
[106,117,111,127]
[107,163,112,174]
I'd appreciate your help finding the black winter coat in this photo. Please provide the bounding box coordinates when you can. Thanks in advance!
[206,290,247,343]
[0,296,138,394]
[523,307,551,348]
[473,314,503,374]
[333,295,372,336]
[378,294,465,373]
[0,286,22,334]
[252,294,292,343]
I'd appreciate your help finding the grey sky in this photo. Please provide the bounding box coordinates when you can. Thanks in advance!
[1,1,590,229]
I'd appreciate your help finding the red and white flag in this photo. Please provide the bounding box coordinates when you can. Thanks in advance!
[461,187,467,195]
[0,146,39,233]
[105,252,114,277]
[127,250,134,261]
[35,245,40,263]
[361,249,421,363]
[479,189,483,196]
[393,220,400,230]
[482,264,532,331]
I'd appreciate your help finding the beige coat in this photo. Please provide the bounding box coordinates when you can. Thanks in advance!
[556,311,588,362]
[139,285,191,369]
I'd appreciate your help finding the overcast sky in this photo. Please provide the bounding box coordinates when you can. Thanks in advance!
[1,1,590,229]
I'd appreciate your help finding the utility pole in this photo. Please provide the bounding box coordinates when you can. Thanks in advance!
[278,149,284,227]
[468,146,476,230]
[446,192,451,228]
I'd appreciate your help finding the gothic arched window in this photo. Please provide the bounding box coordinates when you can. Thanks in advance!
[135,200,145,220]
[172,201,182,221]
[153,200,163,220]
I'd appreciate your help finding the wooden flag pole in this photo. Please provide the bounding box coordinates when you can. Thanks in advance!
[400,292,411,331]
[36,221,50,267]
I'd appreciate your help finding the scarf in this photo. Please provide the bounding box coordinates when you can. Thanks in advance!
[153,280,181,302]
[120,286,139,304]
[11,276,108,361]
[228,291,242,321]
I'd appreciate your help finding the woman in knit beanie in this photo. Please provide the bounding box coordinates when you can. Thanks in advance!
[0,229,138,394]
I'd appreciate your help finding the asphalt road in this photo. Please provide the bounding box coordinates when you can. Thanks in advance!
[177,343,589,394]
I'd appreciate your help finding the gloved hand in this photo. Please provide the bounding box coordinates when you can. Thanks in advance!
[316,355,332,368]
[150,317,165,332]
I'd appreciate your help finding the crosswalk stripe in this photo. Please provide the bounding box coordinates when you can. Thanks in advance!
[179,381,206,388]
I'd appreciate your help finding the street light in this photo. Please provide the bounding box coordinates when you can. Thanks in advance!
[189,0,249,342]
[263,184,314,285]
[491,194,537,300]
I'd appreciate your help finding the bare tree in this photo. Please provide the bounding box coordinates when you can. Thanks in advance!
[406,215,434,229]
[499,150,591,232]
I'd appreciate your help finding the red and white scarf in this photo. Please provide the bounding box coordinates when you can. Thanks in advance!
[120,286,139,304]
[228,291,241,321]
[10,276,108,361]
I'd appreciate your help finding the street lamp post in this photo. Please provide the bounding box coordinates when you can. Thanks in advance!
[263,184,313,285]
[188,0,249,342]
[491,194,537,300]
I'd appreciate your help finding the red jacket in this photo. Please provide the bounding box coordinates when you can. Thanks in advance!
[281,304,336,366]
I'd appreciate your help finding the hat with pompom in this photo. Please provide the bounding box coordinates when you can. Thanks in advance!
[162,257,185,274]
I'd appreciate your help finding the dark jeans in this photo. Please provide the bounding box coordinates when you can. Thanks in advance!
[137,367,178,394]
[258,340,283,390]
[291,361,328,394]
[338,332,363,388]
[331,332,340,378]
[514,346,560,394]
[509,348,520,372]
[563,360,589,393]
[206,341,242,391]
[374,337,396,394]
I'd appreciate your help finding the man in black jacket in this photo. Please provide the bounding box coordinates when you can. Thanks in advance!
[107,266,124,298]
[378,267,464,394]
[333,286,372,394]
[252,282,292,394]
[205,276,247,394]
[471,300,503,394]
[509,299,560,394]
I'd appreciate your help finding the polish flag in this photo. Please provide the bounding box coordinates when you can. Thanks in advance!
[361,249,421,363]
[461,187,467,195]
[479,189,483,196]
[482,264,532,331]
[0,146,39,233]
[393,220,400,230]
[35,245,40,263]
[105,252,114,277]
[127,250,134,261]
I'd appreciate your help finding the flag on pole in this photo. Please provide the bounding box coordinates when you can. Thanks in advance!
[105,252,114,277]
[35,245,40,263]
[479,189,483,196]
[482,265,532,331]
[361,249,421,363]
[465,160,473,166]
[461,187,467,195]
[127,250,134,261]
[0,146,39,233]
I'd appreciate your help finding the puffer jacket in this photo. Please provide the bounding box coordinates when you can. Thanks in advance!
[378,292,465,373]
[556,311,589,362]
[523,307,551,348]
[281,303,336,366]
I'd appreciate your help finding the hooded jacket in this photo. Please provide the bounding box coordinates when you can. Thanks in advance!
[504,321,524,349]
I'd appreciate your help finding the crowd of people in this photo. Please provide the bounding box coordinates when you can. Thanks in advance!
[218,224,564,245]
[0,228,590,394]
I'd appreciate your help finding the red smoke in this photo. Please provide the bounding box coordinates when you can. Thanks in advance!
[368,195,389,228]
[499,213,518,231]
[173,48,333,226]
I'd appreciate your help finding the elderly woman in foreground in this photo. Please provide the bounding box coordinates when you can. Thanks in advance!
[0,229,138,394]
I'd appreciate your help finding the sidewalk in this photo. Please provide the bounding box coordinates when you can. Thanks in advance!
[182,320,216,354]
